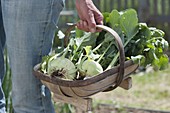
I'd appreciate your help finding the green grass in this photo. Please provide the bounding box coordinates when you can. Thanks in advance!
[92,64,170,111]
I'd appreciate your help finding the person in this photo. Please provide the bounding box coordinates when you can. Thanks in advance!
[0,0,103,112]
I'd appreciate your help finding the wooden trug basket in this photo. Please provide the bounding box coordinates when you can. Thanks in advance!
[33,25,139,111]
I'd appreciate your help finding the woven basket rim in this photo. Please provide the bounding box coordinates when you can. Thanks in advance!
[33,60,135,87]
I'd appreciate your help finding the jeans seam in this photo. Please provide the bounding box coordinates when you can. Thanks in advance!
[39,0,55,113]
[38,0,54,59]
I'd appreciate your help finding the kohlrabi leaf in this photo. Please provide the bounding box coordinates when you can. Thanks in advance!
[109,10,122,35]
[76,27,84,38]
[84,46,100,60]
[75,32,97,48]
[103,12,110,24]
[150,27,165,37]
[84,46,92,56]
[159,54,169,70]
[41,56,50,73]
[57,30,65,39]
[41,55,56,74]
[138,23,151,40]
[120,9,139,39]
[131,55,146,66]
[104,32,115,43]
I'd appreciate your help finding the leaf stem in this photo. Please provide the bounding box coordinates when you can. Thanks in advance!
[97,42,113,63]
[92,42,104,52]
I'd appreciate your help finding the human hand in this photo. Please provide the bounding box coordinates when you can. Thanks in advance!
[75,0,103,32]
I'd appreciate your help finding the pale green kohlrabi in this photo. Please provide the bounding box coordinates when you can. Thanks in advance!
[80,59,103,77]
[77,46,103,77]
[41,37,77,80]
[47,57,77,80]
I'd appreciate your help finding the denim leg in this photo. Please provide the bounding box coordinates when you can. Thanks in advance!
[1,0,64,113]
[0,0,6,113]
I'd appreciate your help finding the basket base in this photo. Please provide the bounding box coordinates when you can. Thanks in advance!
[52,93,92,112]
[103,77,132,92]
[51,77,132,112]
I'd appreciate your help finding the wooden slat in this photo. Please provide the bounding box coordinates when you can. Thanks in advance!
[71,74,118,97]
[117,0,121,10]
[105,0,109,12]
[124,0,128,9]
[107,0,110,11]
[161,0,165,15]
[41,81,64,96]
[149,15,170,23]
[97,104,170,113]
[138,0,150,22]
[53,94,92,111]
[131,0,135,7]
[38,63,138,98]
[33,61,137,98]
[65,0,69,9]
[119,77,132,90]
[109,0,113,11]
[78,64,138,92]
[68,64,138,97]
[154,0,158,15]
[110,0,114,9]
[169,0,170,13]
[59,86,79,97]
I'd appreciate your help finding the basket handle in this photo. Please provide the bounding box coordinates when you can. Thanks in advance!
[64,24,125,90]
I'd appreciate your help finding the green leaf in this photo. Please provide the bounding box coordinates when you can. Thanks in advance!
[84,46,92,56]
[104,32,115,43]
[131,55,145,66]
[57,30,65,39]
[41,55,56,73]
[103,12,110,24]
[120,9,139,39]
[75,32,97,48]
[76,28,84,37]
[150,28,165,37]
[109,10,122,34]
[84,46,100,60]
[138,23,151,40]
[162,39,169,50]
[159,54,169,70]
[152,58,160,70]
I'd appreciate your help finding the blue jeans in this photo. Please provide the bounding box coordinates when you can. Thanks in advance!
[0,0,64,112]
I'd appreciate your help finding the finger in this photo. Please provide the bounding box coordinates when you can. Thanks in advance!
[96,17,103,25]
[87,11,96,33]
[94,9,103,25]
[76,20,83,30]
[82,21,89,32]
[96,28,102,32]
[93,9,103,32]
[77,20,89,32]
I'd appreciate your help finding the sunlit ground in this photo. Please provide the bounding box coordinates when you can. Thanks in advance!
[92,64,170,111]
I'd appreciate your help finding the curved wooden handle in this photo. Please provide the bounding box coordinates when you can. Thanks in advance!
[64,24,125,90]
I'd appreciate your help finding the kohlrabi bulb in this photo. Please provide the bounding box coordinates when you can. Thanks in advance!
[47,57,77,80]
[81,59,103,77]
